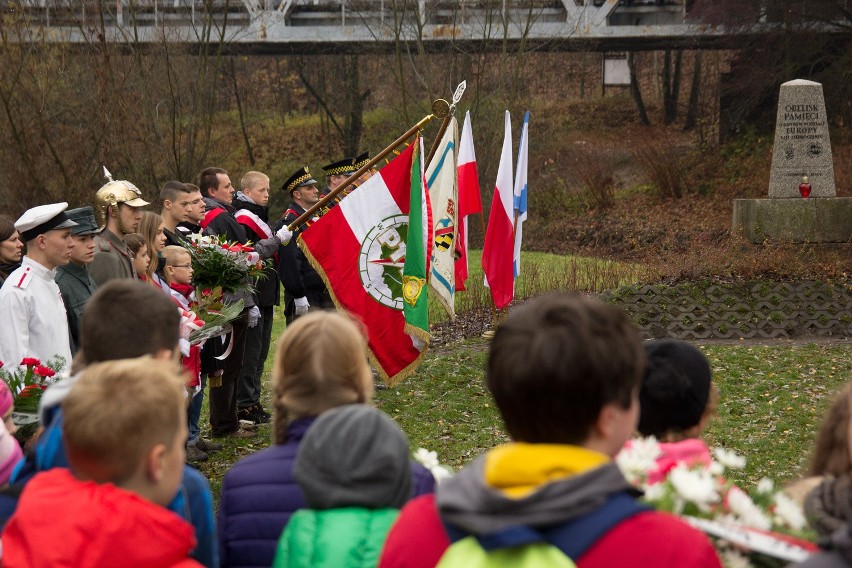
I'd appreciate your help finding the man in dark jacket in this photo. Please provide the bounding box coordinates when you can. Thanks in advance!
[276,166,334,324]
[198,167,291,439]
[233,171,279,425]
[55,207,99,355]
[158,180,198,247]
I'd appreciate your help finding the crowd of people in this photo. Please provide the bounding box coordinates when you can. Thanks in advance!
[0,160,851,567]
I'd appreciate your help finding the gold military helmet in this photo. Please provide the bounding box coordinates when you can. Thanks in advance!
[95,167,150,224]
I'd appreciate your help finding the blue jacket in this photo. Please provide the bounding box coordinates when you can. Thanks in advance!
[10,406,218,568]
[218,416,436,568]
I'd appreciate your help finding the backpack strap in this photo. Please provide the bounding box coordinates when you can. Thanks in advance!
[443,491,648,560]
[545,491,649,559]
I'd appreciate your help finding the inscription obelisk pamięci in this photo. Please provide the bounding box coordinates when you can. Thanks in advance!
[768,79,836,198]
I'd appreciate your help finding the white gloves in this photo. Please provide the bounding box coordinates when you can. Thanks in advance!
[294,296,310,317]
[247,305,261,328]
[276,226,294,245]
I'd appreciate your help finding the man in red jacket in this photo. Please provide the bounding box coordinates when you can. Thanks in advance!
[379,293,722,568]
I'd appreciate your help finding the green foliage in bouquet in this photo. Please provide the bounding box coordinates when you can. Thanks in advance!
[183,235,270,294]
[189,299,245,344]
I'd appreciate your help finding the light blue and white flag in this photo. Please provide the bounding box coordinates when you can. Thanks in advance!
[513,111,530,277]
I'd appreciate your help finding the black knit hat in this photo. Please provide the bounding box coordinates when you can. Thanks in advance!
[637,339,712,438]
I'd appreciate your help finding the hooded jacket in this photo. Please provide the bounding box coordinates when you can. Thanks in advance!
[4,468,201,568]
[379,443,721,568]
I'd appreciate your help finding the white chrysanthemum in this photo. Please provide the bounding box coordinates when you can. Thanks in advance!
[709,461,725,476]
[643,482,667,503]
[668,464,720,509]
[756,477,774,495]
[720,547,754,568]
[431,465,453,483]
[727,487,772,530]
[413,448,439,470]
[773,492,806,531]
[714,447,747,469]
[616,437,662,484]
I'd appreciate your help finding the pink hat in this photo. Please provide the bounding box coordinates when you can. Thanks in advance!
[0,421,22,485]
[0,381,13,418]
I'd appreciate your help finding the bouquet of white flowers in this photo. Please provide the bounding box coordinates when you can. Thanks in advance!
[617,437,817,567]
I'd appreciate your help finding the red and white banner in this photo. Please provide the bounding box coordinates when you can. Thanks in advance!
[481,111,515,309]
[455,111,482,292]
[299,143,428,385]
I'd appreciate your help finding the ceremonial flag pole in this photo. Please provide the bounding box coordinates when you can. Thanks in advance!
[426,81,466,169]
[287,99,449,233]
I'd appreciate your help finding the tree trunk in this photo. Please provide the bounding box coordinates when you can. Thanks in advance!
[343,54,367,156]
[662,49,683,124]
[230,57,256,166]
[684,50,703,131]
[628,52,651,126]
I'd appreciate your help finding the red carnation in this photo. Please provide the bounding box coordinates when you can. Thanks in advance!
[0,361,4,369]
[33,365,56,378]
[20,358,40,367]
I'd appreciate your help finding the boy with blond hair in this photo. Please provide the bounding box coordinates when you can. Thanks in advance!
[10,280,218,567]
[4,358,201,567]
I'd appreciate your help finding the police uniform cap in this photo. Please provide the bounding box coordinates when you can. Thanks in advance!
[353,151,371,170]
[65,206,99,236]
[15,202,78,242]
[322,157,356,177]
[281,166,318,194]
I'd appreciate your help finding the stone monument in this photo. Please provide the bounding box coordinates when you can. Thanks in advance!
[768,80,836,198]
[732,79,851,243]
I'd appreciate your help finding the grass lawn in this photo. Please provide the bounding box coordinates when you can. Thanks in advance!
[373,339,851,491]
[194,249,851,503]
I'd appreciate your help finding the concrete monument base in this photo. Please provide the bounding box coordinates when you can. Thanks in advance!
[732,198,852,243]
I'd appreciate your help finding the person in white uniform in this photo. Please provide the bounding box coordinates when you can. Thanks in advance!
[0,202,77,374]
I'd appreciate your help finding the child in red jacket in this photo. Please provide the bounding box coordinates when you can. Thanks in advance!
[379,293,722,568]
[3,358,200,567]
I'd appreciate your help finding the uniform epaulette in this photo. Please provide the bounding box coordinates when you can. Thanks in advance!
[13,267,33,289]
[95,236,113,253]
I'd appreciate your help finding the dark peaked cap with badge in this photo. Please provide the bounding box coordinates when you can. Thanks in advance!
[15,202,77,242]
[281,166,318,194]
[65,207,99,236]
[353,151,371,170]
[322,157,356,177]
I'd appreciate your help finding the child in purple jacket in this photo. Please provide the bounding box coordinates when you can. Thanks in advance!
[217,311,435,568]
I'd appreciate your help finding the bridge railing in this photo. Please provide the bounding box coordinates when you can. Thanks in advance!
[5,0,691,29]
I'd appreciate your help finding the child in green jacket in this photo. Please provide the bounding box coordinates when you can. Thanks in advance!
[272,404,413,568]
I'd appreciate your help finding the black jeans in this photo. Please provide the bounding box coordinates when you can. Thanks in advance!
[237,305,274,409]
[209,311,248,436]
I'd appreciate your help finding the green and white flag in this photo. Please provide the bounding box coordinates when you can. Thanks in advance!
[403,137,432,346]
